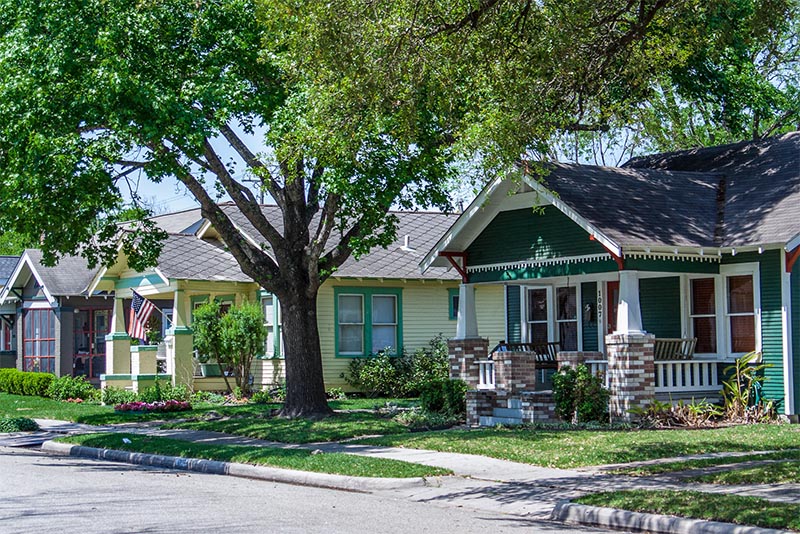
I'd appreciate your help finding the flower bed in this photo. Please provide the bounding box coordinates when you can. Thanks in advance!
[114,400,192,413]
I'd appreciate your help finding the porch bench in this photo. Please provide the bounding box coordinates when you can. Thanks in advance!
[654,337,697,360]
[492,341,560,389]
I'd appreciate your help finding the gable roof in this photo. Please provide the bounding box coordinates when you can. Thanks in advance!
[0,249,97,305]
[212,205,460,280]
[424,132,800,270]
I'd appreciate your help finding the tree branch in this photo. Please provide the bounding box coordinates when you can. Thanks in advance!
[218,123,285,208]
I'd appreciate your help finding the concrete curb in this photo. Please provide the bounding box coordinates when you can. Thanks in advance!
[41,440,439,493]
[551,502,794,534]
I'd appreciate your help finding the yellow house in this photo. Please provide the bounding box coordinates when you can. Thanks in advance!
[89,206,506,392]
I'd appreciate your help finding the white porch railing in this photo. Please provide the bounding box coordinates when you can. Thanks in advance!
[477,360,495,389]
[585,359,609,381]
[655,359,720,394]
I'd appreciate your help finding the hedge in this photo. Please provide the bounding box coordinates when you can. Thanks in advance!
[0,368,55,397]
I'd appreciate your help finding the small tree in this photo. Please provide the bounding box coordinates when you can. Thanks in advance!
[192,300,232,394]
[221,301,266,396]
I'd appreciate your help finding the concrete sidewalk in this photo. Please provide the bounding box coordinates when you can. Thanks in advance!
[16,419,800,533]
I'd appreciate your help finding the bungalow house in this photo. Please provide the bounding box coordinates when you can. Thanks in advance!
[0,256,19,368]
[0,250,112,379]
[426,132,800,423]
[85,206,506,392]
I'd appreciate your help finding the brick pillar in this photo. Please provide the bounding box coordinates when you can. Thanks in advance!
[606,333,655,422]
[466,389,496,426]
[448,338,489,389]
[556,351,604,369]
[493,351,537,394]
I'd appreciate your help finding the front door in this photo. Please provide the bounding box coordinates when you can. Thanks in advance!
[606,281,619,335]
[73,309,110,379]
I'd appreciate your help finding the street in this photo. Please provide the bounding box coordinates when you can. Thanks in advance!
[0,447,619,534]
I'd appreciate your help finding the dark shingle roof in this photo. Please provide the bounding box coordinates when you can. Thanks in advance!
[0,256,19,286]
[220,205,459,280]
[24,250,97,296]
[156,234,253,283]
[623,132,800,247]
[540,164,721,248]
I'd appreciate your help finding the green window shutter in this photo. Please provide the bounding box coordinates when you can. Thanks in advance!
[506,285,521,343]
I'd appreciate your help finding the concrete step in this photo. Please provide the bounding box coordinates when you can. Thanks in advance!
[479,415,523,426]
[492,407,523,419]
[507,399,522,409]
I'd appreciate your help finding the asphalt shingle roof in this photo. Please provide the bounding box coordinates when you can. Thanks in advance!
[0,256,19,286]
[23,249,97,296]
[530,132,800,250]
[156,234,253,283]
[148,208,203,234]
[221,206,460,280]
[624,132,800,247]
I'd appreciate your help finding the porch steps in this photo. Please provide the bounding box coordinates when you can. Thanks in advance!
[479,415,523,426]
[479,404,524,426]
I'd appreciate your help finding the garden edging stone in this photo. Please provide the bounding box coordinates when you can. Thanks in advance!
[551,501,795,534]
[41,440,436,492]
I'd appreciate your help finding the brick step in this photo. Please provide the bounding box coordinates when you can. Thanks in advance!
[507,399,522,409]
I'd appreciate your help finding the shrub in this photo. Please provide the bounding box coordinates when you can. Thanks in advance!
[0,369,54,397]
[139,379,189,403]
[250,389,273,405]
[0,417,40,433]
[631,398,723,428]
[220,301,266,396]
[419,379,467,418]
[191,390,227,405]
[393,408,459,430]
[343,335,450,397]
[326,387,347,400]
[721,351,778,423]
[47,375,97,401]
[101,386,139,406]
[552,364,609,423]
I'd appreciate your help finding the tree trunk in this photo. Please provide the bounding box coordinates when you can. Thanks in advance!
[278,286,333,419]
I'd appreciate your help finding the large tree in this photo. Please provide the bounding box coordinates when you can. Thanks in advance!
[0,0,791,417]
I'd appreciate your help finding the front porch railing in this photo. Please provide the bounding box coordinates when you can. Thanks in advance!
[654,359,720,395]
[477,360,495,389]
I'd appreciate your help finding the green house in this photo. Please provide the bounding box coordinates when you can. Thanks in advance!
[426,132,800,422]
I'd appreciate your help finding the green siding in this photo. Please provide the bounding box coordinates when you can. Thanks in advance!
[626,257,719,274]
[581,282,598,351]
[467,207,608,266]
[640,277,682,338]
[793,266,800,414]
[506,285,521,343]
[724,250,784,403]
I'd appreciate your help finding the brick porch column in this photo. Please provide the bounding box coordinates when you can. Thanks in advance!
[605,333,655,422]
[448,338,489,389]
[493,351,537,394]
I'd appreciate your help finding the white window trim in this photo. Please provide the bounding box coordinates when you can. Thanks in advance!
[721,262,761,357]
[682,263,761,359]
[522,283,583,351]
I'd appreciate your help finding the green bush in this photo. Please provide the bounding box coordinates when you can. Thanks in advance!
[47,375,98,401]
[419,379,467,418]
[139,379,189,403]
[190,390,227,404]
[393,408,459,430]
[0,417,40,433]
[0,369,55,397]
[552,364,609,423]
[343,335,450,397]
[101,386,139,406]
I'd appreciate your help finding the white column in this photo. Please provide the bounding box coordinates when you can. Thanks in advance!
[455,283,479,339]
[111,296,126,333]
[616,270,645,335]
[781,253,795,416]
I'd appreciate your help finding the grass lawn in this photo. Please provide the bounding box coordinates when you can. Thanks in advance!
[57,433,451,478]
[686,461,800,484]
[611,449,800,476]
[163,411,410,443]
[354,425,800,469]
[575,490,800,532]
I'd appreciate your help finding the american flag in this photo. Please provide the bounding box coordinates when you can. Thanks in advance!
[128,290,156,341]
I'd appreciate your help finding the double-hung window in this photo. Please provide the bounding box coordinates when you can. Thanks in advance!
[525,285,579,349]
[726,275,756,354]
[690,278,717,354]
[336,288,402,356]
[261,294,283,358]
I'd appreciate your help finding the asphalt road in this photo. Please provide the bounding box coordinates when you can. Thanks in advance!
[0,447,621,534]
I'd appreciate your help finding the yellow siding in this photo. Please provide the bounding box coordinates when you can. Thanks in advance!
[318,279,505,388]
